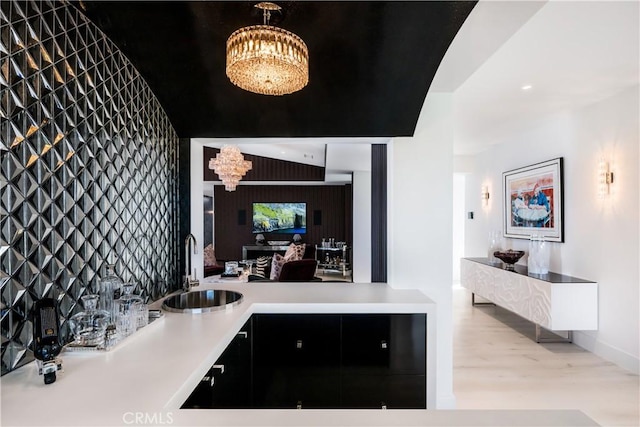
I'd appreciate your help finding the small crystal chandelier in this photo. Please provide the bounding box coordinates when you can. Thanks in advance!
[226,2,309,96]
[209,146,253,191]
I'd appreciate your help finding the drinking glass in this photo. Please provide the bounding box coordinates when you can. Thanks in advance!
[114,284,142,339]
[225,261,239,275]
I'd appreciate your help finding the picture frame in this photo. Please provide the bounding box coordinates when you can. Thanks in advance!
[503,157,564,242]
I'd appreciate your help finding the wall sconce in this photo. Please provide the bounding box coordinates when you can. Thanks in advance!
[598,159,614,198]
[481,185,490,206]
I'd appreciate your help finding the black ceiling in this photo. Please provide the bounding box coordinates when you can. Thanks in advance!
[77,1,477,139]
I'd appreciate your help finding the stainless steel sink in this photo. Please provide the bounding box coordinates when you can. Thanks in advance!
[161,290,243,313]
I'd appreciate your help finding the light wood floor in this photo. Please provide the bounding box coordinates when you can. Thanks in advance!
[453,286,639,427]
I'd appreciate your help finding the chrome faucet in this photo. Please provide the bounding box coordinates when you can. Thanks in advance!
[183,233,199,292]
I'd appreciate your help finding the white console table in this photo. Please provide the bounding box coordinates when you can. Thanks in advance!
[460,258,598,342]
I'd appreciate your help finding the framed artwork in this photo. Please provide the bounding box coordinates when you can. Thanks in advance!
[503,157,564,242]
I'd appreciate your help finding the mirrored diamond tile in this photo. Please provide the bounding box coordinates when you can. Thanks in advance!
[1,217,25,247]
[1,150,24,181]
[1,340,28,372]
[13,319,33,350]
[1,279,26,310]
[28,272,53,300]
[58,289,77,319]
[3,0,178,374]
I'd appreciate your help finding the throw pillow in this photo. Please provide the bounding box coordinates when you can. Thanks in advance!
[203,244,217,267]
[283,243,305,262]
[270,253,286,281]
[254,256,270,278]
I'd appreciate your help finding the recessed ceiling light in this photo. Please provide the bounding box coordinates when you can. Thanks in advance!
[521,85,533,91]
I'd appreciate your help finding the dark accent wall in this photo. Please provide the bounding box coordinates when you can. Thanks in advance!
[344,181,353,252]
[371,145,387,282]
[204,147,325,182]
[1,1,179,374]
[214,185,351,261]
[178,138,192,280]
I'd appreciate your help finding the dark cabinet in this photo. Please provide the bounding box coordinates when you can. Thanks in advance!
[181,318,252,409]
[342,314,426,375]
[253,314,341,408]
[341,374,426,409]
[341,314,426,409]
[182,313,426,409]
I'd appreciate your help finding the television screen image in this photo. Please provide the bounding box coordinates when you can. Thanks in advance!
[252,203,306,234]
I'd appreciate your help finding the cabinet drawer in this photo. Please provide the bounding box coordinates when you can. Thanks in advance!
[342,314,426,375]
[253,369,341,409]
[253,314,341,369]
[341,374,426,409]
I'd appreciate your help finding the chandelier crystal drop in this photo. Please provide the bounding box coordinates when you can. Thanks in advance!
[209,146,252,191]
[226,2,309,96]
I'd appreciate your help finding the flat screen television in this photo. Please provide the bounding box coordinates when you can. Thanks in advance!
[252,202,306,234]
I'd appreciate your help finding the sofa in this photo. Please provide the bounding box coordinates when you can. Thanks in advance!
[248,244,321,282]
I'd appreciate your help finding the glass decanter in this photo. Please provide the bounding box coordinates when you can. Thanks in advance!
[97,264,123,326]
[68,294,111,347]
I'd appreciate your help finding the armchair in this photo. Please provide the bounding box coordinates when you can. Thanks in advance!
[249,259,321,282]
[278,259,321,282]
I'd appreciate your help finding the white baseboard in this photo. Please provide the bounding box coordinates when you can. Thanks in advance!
[436,392,457,409]
[573,331,639,374]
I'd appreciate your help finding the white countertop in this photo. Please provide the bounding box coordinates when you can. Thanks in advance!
[0,281,597,427]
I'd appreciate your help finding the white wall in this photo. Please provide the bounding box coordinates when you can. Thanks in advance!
[452,174,466,283]
[190,142,205,279]
[389,93,456,407]
[352,171,372,283]
[461,86,640,373]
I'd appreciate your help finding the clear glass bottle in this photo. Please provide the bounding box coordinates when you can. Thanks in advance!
[115,284,146,338]
[98,264,123,326]
[68,294,111,347]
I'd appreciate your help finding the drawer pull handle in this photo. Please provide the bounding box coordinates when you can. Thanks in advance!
[296,340,303,349]
[381,340,388,349]
[212,364,225,374]
[237,331,248,339]
[201,375,216,387]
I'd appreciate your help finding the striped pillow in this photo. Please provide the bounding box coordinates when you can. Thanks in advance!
[254,256,271,278]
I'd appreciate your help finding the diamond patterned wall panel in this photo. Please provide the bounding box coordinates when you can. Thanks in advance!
[1,0,180,375]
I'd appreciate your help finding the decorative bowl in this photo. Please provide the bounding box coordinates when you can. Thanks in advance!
[493,250,525,268]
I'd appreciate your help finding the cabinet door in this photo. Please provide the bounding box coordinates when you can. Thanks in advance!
[253,314,341,370]
[341,374,426,409]
[342,314,426,376]
[252,314,341,408]
[181,318,252,409]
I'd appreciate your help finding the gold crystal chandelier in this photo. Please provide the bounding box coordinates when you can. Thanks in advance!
[226,2,309,96]
[209,146,253,191]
